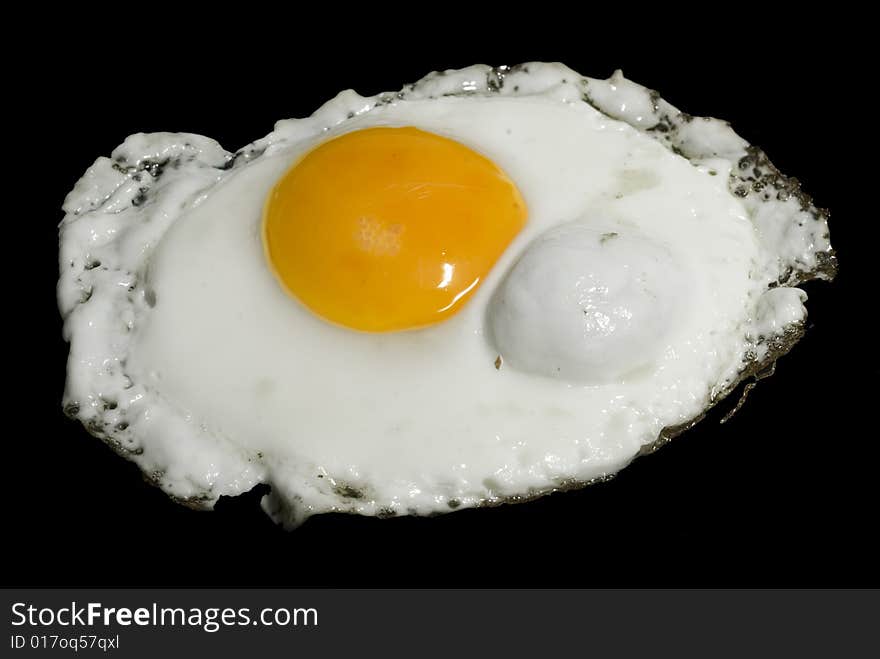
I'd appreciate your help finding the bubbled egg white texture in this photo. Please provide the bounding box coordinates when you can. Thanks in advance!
[58,63,834,527]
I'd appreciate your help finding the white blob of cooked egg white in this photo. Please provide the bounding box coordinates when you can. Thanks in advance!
[58,63,835,527]
[489,218,694,383]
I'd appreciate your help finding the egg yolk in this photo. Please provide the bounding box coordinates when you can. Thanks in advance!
[263,126,527,332]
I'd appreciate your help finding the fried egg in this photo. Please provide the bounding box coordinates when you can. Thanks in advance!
[58,63,835,527]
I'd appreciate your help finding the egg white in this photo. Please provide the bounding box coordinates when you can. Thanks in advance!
[58,63,833,526]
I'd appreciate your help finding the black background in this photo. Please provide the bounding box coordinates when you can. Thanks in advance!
[8,12,876,587]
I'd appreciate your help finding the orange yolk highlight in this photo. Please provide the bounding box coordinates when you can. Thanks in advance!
[263,126,527,332]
